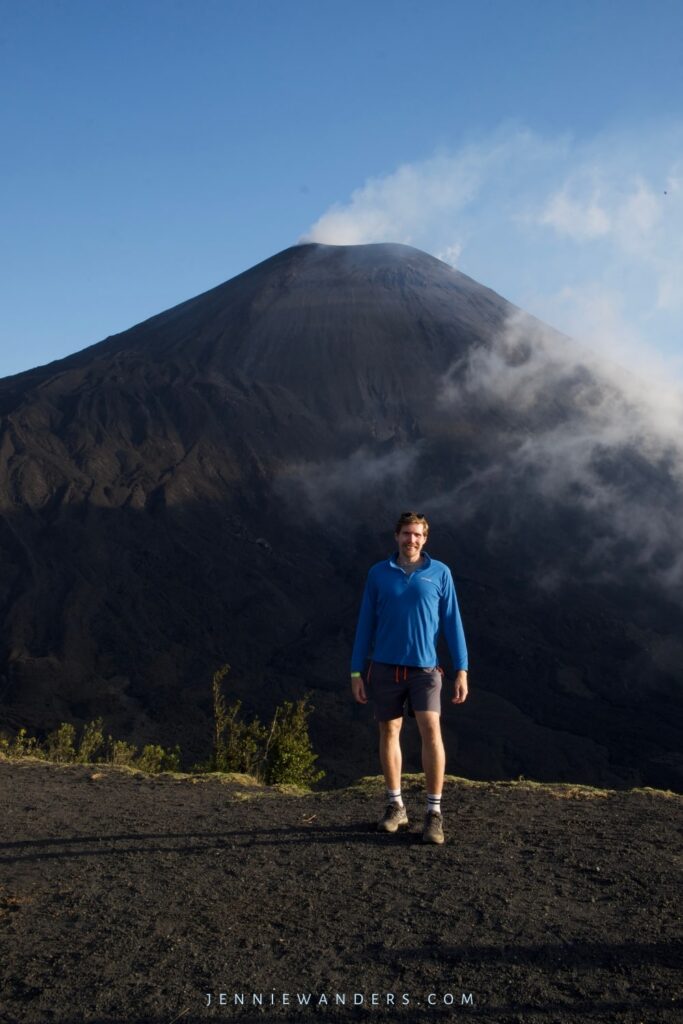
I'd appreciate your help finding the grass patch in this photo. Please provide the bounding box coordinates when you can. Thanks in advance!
[340,773,681,801]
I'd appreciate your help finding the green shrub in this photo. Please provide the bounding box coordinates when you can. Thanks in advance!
[107,737,138,765]
[209,665,324,788]
[135,744,181,774]
[46,722,77,762]
[77,718,105,763]
[263,696,324,787]
[210,665,267,775]
[9,727,44,758]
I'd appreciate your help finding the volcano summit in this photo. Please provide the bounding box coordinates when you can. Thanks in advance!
[1,243,681,789]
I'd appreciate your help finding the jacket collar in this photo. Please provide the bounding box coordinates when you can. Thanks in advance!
[389,550,432,571]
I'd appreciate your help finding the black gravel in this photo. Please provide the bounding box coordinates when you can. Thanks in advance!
[1,761,682,1024]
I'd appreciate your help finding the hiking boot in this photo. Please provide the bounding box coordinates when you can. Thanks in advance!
[377,802,409,833]
[422,810,445,844]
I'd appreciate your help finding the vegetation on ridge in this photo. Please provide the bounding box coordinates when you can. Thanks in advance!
[0,718,181,774]
[0,664,325,788]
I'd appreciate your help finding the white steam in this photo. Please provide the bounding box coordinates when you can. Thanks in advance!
[303,129,559,253]
[304,152,480,247]
[275,445,421,522]
[438,310,683,586]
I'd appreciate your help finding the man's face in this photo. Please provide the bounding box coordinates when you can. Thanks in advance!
[395,523,428,562]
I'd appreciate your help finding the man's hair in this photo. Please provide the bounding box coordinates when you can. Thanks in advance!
[394,510,429,536]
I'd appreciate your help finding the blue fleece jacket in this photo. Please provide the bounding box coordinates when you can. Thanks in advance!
[350,552,468,673]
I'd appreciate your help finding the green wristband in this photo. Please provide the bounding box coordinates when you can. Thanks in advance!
[350,672,361,678]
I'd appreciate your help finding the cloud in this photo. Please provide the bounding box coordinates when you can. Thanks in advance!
[534,166,682,324]
[438,309,683,587]
[531,282,683,399]
[303,121,683,378]
[436,243,463,268]
[537,172,663,244]
[274,445,422,524]
[539,188,611,240]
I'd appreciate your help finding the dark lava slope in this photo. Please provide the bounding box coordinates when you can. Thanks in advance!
[0,243,681,789]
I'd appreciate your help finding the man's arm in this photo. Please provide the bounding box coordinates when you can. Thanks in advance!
[350,573,377,703]
[351,675,368,704]
[440,569,469,704]
[452,670,468,704]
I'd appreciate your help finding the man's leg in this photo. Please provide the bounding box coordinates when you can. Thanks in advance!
[414,710,445,793]
[415,710,446,844]
[378,716,403,791]
[377,717,408,832]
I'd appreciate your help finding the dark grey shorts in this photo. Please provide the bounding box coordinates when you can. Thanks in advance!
[366,661,443,721]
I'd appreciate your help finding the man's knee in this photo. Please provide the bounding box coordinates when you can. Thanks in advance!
[415,711,442,742]
[379,717,403,740]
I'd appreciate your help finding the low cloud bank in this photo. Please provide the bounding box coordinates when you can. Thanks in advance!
[274,309,683,590]
[438,311,683,588]
[274,446,422,525]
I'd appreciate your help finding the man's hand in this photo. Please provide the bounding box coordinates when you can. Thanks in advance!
[351,675,368,704]
[452,670,468,704]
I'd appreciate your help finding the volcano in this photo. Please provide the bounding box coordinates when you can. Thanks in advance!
[1,243,681,789]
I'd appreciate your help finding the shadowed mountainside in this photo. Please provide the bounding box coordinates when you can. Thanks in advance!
[0,243,682,789]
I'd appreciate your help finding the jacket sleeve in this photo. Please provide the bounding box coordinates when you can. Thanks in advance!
[350,572,377,673]
[440,570,468,671]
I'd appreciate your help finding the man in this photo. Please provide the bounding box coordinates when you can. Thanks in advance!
[350,511,468,845]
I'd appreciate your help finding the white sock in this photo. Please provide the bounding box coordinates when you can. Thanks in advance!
[387,788,404,807]
[427,793,442,814]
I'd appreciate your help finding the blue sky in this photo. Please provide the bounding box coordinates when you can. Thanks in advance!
[2,0,682,380]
